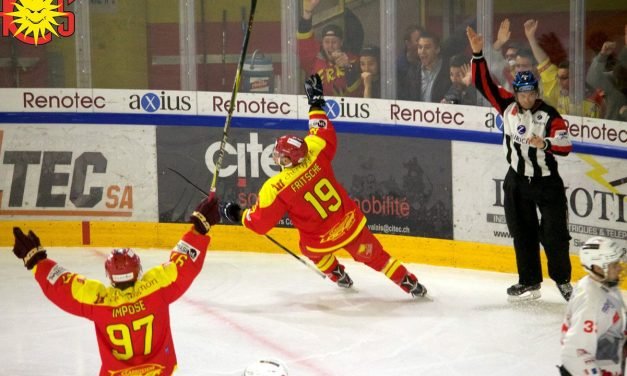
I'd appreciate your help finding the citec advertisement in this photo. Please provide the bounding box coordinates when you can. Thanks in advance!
[156,126,454,239]
[0,124,158,221]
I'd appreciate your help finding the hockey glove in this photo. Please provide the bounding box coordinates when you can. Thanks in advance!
[220,201,243,224]
[304,73,326,108]
[13,227,47,270]
[190,194,220,235]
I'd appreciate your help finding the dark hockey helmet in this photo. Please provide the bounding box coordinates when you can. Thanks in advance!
[273,135,308,168]
[105,248,142,286]
[513,70,539,93]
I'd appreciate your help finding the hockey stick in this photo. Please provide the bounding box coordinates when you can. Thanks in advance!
[264,234,326,278]
[167,167,326,279]
[210,0,258,194]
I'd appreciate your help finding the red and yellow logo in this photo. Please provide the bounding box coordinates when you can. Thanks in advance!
[320,209,356,243]
[108,363,166,376]
[1,0,74,45]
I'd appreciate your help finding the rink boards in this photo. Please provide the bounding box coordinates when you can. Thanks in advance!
[0,88,625,281]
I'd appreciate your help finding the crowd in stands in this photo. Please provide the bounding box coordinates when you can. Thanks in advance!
[297,0,626,121]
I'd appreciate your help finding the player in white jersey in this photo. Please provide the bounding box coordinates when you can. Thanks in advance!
[559,237,627,376]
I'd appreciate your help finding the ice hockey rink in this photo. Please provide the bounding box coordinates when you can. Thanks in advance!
[0,246,579,375]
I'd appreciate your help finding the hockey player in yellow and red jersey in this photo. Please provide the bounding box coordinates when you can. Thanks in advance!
[221,73,427,298]
[11,194,221,376]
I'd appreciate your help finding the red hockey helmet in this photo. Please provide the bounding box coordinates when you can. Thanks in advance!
[105,248,142,286]
[273,135,308,168]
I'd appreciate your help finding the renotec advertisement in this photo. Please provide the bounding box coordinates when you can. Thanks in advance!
[0,88,625,148]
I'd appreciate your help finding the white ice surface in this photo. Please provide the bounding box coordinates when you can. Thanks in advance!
[0,246,579,375]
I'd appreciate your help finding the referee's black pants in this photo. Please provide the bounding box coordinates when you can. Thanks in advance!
[503,168,571,286]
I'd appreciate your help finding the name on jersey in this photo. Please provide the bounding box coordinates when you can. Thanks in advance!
[290,162,322,192]
[112,300,147,318]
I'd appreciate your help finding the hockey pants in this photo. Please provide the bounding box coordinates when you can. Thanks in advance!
[300,228,412,288]
[503,168,571,286]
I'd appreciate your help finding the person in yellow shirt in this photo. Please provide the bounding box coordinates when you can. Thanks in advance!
[524,19,600,117]
[552,62,602,118]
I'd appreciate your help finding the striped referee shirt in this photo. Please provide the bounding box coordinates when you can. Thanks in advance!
[471,53,572,177]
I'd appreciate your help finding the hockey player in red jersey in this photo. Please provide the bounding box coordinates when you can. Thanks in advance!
[221,73,427,298]
[12,194,221,376]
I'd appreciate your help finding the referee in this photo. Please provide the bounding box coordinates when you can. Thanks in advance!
[466,26,573,302]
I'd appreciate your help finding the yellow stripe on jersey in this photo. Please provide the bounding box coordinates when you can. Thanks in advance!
[382,258,402,278]
[69,264,179,306]
[69,277,108,304]
[316,254,337,272]
[309,109,326,116]
[241,208,249,225]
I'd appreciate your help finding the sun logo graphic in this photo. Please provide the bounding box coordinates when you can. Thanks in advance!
[1,0,74,45]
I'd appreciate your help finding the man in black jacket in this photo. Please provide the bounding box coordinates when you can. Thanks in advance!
[398,31,450,103]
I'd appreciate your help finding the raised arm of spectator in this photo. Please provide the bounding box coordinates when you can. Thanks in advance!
[586,41,616,92]
[524,19,559,105]
[297,0,321,74]
[488,19,512,87]
[467,26,515,114]
[493,19,511,52]
[523,19,550,66]
[302,0,319,21]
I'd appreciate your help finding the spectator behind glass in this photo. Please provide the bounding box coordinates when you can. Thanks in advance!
[297,0,361,97]
[359,45,381,98]
[396,25,424,98]
[553,61,602,118]
[399,31,450,103]
[489,19,521,92]
[442,54,477,105]
[514,48,538,75]
[504,45,521,73]
[586,26,627,121]
[523,19,561,107]
[513,47,547,100]
[519,19,602,117]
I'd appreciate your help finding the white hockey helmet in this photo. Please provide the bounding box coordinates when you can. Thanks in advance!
[579,237,626,279]
[243,358,288,376]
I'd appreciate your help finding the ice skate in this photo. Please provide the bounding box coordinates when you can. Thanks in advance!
[507,283,541,302]
[400,274,427,298]
[556,282,573,301]
[329,264,353,288]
